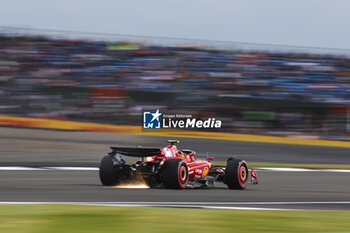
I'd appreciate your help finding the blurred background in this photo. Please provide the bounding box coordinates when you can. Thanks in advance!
[0,27,349,140]
[1,2,350,228]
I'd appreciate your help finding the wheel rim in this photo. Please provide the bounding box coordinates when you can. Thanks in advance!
[239,165,247,183]
[179,165,187,183]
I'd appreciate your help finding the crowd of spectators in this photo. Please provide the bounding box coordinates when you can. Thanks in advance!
[0,35,349,139]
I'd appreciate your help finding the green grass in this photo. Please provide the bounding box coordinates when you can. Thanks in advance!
[213,161,350,169]
[0,204,350,233]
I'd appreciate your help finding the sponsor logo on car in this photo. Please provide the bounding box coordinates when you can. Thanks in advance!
[195,169,203,174]
[163,148,173,157]
[202,167,209,178]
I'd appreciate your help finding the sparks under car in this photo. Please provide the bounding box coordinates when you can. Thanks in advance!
[99,140,258,189]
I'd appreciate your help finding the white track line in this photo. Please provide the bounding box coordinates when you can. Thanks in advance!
[0,166,349,173]
[255,168,350,173]
[97,201,350,205]
[0,166,46,171]
[1,201,349,205]
[0,201,294,210]
[1,201,349,210]
[321,169,350,173]
[256,167,314,172]
[102,204,287,210]
[44,167,99,171]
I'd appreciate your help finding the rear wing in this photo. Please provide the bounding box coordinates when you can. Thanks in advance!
[110,147,162,157]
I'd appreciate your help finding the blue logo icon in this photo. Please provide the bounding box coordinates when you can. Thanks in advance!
[143,109,162,129]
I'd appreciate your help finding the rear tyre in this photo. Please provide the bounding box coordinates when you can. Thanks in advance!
[162,159,188,189]
[99,155,120,186]
[225,157,248,189]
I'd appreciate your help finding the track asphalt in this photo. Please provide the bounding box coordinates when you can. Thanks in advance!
[1,127,349,210]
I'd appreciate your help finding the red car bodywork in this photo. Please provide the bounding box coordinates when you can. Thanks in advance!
[146,144,212,182]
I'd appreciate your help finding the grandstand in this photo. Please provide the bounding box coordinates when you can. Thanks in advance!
[0,27,349,140]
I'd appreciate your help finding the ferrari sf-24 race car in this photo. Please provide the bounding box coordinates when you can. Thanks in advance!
[99,140,258,189]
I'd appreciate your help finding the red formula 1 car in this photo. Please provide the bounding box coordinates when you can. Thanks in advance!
[99,140,258,189]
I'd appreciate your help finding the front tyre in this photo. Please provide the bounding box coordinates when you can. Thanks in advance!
[225,157,248,189]
[162,159,188,189]
[99,155,119,186]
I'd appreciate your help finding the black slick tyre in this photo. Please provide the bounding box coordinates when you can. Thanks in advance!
[162,159,188,189]
[99,155,119,186]
[225,157,248,189]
